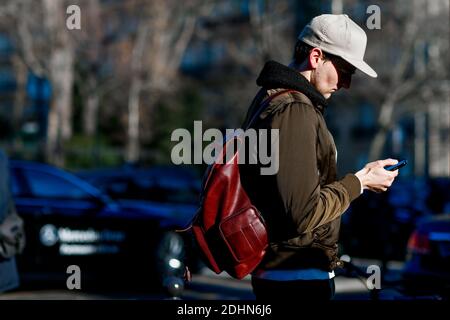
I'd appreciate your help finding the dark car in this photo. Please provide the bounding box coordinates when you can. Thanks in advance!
[402,214,450,298]
[341,177,450,261]
[77,164,204,272]
[77,165,201,205]
[9,160,195,293]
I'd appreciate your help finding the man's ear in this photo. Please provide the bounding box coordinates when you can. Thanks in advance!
[308,48,323,69]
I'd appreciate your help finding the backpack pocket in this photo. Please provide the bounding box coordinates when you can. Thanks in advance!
[219,205,268,263]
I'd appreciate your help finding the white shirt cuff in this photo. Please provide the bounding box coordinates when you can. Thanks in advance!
[356,175,364,194]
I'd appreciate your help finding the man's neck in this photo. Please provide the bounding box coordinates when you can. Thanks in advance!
[288,60,312,83]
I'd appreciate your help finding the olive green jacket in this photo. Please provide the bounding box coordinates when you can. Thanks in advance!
[240,61,361,271]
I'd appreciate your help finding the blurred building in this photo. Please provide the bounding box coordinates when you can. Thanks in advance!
[0,0,448,177]
[181,0,449,178]
[0,32,16,140]
[326,0,450,178]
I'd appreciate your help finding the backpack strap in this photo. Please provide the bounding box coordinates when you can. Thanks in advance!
[244,89,297,130]
[176,89,297,233]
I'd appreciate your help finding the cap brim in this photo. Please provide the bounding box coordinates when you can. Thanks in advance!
[342,56,377,78]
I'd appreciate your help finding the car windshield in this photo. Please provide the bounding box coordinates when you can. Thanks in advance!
[140,183,199,205]
[78,166,201,205]
[25,169,94,200]
[103,178,199,205]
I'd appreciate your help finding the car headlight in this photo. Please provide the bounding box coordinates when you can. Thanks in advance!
[168,258,182,269]
[157,231,184,263]
[156,231,185,282]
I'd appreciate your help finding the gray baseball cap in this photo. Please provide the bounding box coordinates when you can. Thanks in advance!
[298,14,377,78]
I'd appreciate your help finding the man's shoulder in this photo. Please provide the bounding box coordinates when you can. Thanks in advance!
[267,88,315,107]
[262,88,320,122]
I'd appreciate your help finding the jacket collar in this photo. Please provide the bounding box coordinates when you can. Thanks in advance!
[256,60,328,111]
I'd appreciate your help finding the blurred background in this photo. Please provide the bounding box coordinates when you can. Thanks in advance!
[0,0,448,300]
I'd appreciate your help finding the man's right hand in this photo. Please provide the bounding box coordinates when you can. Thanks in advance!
[355,158,399,193]
[183,266,192,283]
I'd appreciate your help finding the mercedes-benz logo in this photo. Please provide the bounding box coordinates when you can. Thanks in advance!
[40,224,59,247]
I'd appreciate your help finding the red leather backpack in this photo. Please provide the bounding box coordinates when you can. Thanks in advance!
[191,89,295,279]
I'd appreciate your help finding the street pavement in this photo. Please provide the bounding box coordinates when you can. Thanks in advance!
[0,258,405,300]
[0,274,370,300]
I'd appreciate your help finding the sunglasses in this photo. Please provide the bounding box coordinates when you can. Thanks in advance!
[322,53,356,77]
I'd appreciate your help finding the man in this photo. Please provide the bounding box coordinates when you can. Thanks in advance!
[239,14,399,300]
[0,149,25,293]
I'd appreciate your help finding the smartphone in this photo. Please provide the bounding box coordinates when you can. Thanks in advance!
[385,159,408,171]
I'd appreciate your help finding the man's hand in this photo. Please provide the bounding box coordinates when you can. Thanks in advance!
[355,158,399,193]
[183,266,192,283]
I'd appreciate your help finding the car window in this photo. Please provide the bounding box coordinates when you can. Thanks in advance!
[138,183,199,204]
[10,169,24,197]
[24,170,94,200]
[105,178,129,195]
[99,178,199,204]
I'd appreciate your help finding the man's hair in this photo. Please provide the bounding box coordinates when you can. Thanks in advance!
[293,40,335,65]
[293,40,314,65]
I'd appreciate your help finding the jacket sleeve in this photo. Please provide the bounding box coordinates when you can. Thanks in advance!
[271,102,361,234]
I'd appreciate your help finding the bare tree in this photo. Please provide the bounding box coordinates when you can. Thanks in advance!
[190,0,296,128]
[43,0,75,166]
[0,0,77,165]
[345,0,449,176]
[78,0,102,137]
[11,55,27,142]
[369,0,449,172]
[127,21,148,163]
[124,0,202,163]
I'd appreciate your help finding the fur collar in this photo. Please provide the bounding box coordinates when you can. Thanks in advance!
[256,60,328,109]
